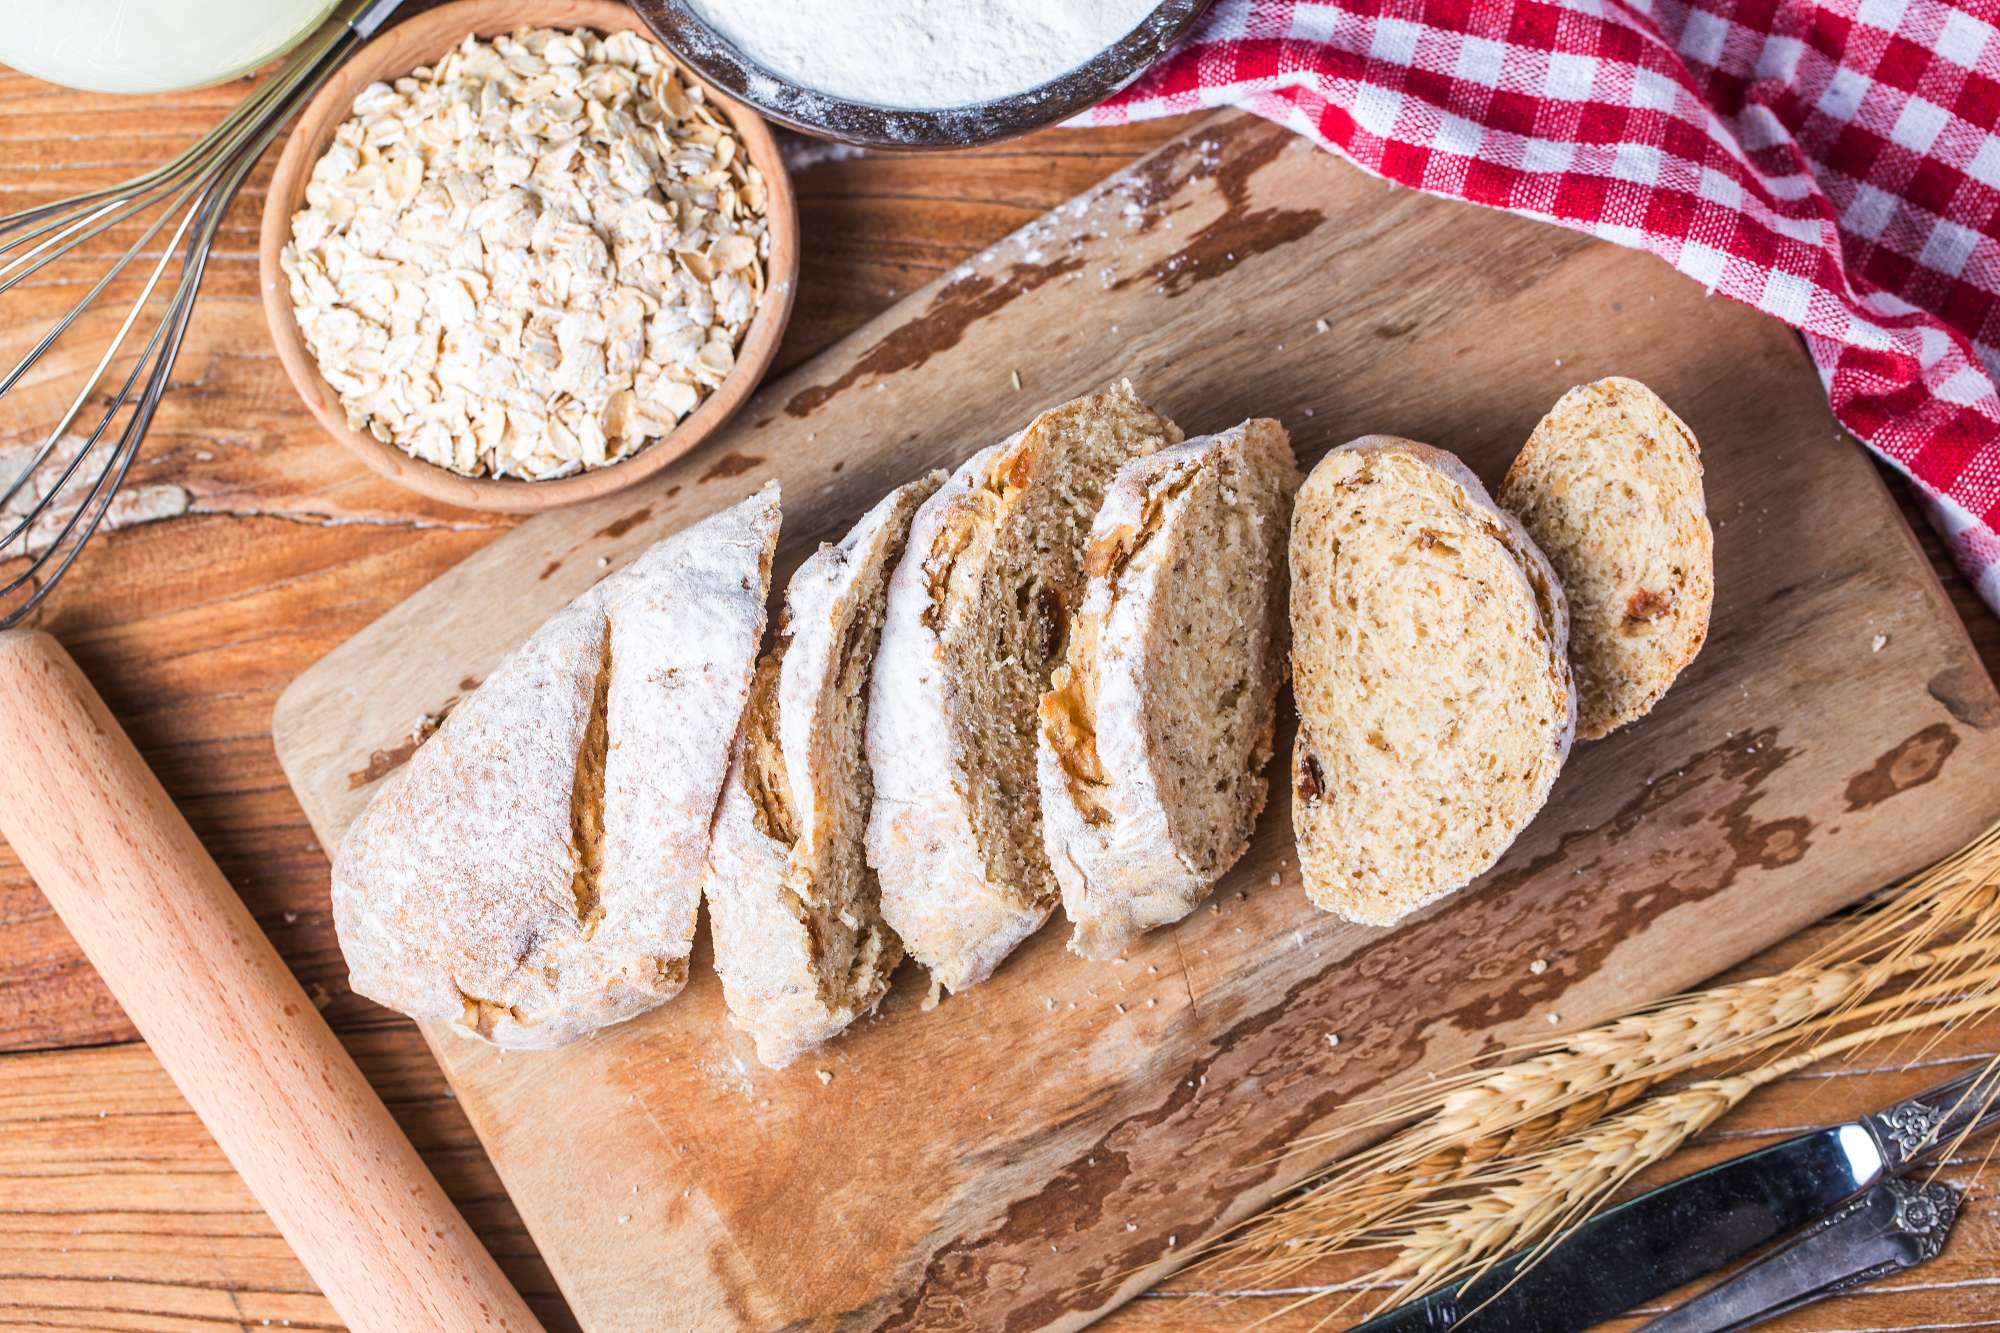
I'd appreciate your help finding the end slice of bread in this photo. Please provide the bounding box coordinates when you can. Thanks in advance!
[868,381,1182,991]
[332,484,780,1048]
[1039,420,1300,960]
[704,473,943,1067]
[1499,377,1713,740]
[1290,440,1573,927]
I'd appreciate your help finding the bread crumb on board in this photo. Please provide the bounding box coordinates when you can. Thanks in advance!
[1325,1032,1341,1048]
[816,1069,832,1085]
[1871,632,1888,652]
[1529,958,1548,975]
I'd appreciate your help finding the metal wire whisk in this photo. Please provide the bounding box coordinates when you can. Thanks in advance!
[0,0,403,628]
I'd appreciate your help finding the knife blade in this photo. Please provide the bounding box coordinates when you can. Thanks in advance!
[1638,1176,1961,1333]
[1352,1065,2000,1333]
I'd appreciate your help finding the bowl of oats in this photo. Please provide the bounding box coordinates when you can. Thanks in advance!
[260,0,796,512]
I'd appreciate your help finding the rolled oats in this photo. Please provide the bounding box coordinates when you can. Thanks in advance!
[281,26,770,481]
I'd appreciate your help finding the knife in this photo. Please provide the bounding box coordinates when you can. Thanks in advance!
[1352,1065,2000,1333]
[1638,1175,1960,1333]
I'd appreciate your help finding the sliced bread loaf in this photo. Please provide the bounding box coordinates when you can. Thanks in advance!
[331,485,780,1049]
[869,381,1182,991]
[705,473,944,1068]
[1290,440,1573,927]
[1499,377,1713,739]
[1038,419,1300,960]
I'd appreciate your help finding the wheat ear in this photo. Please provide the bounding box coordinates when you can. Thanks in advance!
[1199,824,2000,1305]
[1372,1077,1752,1309]
[1207,951,2000,1303]
[1214,943,1996,1285]
[1365,991,2000,1312]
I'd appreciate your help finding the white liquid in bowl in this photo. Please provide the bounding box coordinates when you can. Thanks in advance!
[0,0,338,94]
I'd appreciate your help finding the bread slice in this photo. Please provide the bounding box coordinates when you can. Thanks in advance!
[1290,439,1573,926]
[331,484,780,1049]
[868,382,1182,991]
[1038,420,1300,960]
[1499,377,1713,739]
[704,473,944,1067]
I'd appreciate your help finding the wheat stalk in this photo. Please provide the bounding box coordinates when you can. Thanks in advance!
[1215,949,2000,1293]
[1220,1065,1813,1328]
[1215,943,1997,1285]
[1358,992,2000,1314]
[1202,821,2000,1300]
[1372,1076,1753,1308]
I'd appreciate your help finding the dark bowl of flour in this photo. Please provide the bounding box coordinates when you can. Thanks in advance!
[629,0,1213,149]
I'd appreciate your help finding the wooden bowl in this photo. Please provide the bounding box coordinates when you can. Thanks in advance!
[258,0,798,513]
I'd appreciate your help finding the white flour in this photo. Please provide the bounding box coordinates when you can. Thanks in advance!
[686,0,1160,110]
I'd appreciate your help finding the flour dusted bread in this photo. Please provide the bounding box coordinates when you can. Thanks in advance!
[332,485,779,1049]
[1039,420,1299,960]
[869,382,1182,991]
[705,474,942,1067]
[1499,377,1713,739]
[1290,440,1573,926]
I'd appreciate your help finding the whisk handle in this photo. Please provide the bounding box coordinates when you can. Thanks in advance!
[0,629,542,1333]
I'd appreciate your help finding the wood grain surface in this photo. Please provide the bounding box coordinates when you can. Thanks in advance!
[1,33,1999,1333]
[275,110,2000,1330]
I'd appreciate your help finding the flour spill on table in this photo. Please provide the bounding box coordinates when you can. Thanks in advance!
[926,132,1224,303]
[777,134,868,173]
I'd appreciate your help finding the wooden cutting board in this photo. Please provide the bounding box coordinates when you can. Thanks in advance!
[273,111,2000,1331]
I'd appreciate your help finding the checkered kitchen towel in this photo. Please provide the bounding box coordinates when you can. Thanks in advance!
[1080,0,2000,609]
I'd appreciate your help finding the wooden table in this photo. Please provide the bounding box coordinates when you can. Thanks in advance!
[1,55,1997,1333]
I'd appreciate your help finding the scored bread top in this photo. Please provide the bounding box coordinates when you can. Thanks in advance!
[331,484,779,1049]
[1290,439,1574,927]
[705,473,942,1068]
[868,381,1182,992]
[1499,377,1713,739]
[1039,419,1300,960]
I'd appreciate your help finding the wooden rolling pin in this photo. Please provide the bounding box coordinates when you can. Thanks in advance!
[0,629,542,1333]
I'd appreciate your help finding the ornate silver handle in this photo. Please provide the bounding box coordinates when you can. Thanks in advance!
[1639,1177,1960,1333]
[1867,1064,2000,1169]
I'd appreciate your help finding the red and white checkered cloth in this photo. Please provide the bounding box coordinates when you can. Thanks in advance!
[1080,0,2000,610]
